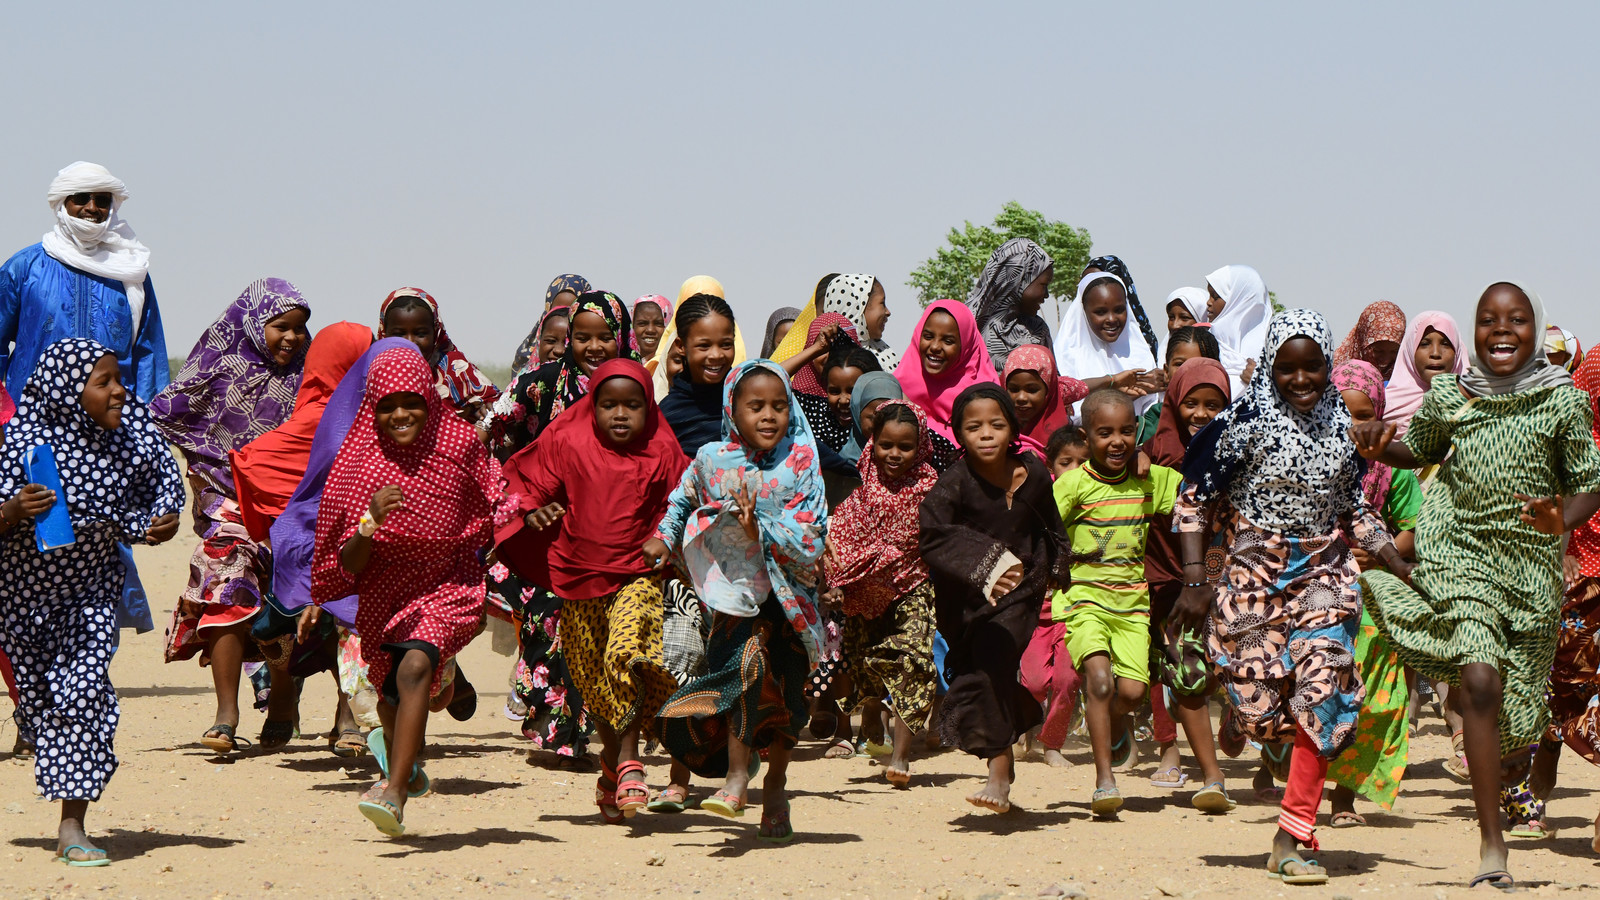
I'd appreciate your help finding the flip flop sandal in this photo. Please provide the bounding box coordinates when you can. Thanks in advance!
[1090,787,1124,818]
[1150,766,1189,789]
[1254,786,1285,803]
[1444,729,1471,782]
[758,803,794,844]
[259,719,295,751]
[862,740,893,759]
[1268,857,1328,885]
[700,789,748,819]
[367,728,431,798]
[823,738,857,759]
[1330,811,1367,828]
[54,845,110,867]
[1191,782,1237,813]
[330,728,368,758]
[616,760,650,818]
[1467,870,1515,892]
[1262,741,1293,783]
[200,724,252,754]
[647,785,689,813]
[358,798,405,836]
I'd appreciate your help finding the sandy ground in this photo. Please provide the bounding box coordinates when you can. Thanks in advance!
[5,531,1600,900]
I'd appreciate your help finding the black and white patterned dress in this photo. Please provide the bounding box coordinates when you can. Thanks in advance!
[0,339,184,801]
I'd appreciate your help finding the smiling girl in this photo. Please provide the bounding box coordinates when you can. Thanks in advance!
[151,278,312,755]
[919,384,1067,813]
[497,359,688,824]
[648,360,827,843]
[894,300,998,446]
[1174,310,1407,886]
[1053,273,1164,419]
[0,339,183,866]
[1354,282,1600,891]
[1003,345,1088,458]
[309,347,507,837]
[486,291,637,761]
[377,287,500,429]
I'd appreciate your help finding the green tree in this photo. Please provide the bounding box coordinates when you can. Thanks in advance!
[907,202,1092,309]
[1269,290,1285,314]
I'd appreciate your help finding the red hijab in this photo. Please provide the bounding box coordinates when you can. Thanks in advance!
[892,300,998,441]
[232,321,372,539]
[1001,344,1088,451]
[495,358,689,599]
[1145,357,1231,467]
[789,312,859,396]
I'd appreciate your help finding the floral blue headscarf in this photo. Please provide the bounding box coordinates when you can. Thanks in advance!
[664,359,827,660]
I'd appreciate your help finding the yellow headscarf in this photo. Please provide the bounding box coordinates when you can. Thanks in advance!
[648,275,748,400]
[770,273,840,362]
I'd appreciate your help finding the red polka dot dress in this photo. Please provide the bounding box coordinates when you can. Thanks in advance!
[311,348,510,698]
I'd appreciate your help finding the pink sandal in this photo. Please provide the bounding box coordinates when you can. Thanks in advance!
[596,762,625,825]
[616,760,649,818]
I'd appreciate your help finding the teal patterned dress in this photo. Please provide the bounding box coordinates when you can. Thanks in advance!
[1363,376,1600,755]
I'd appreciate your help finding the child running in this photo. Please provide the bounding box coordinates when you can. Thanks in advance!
[496,358,688,823]
[920,383,1067,813]
[1141,357,1234,810]
[647,359,827,843]
[150,277,311,754]
[1354,282,1600,891]
[824,399,941,785]
[1174,309,1407,886]
[0,339,184,865]
[306,347,509,836]
[1053,389,1183,816]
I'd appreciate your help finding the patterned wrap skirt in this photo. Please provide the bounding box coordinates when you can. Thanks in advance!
[841,581,938,730]
[560,577,679,733]
[1209,518,1364,759]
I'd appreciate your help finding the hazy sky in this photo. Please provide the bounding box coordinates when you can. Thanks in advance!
[3,3,1595,365]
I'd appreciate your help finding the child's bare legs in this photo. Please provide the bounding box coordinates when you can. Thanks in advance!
[763,738,792,810]
[861,698,889,746]
[967,746,1014,811]
[886,712,915,782]
[1458,661,1510,881]
[722,725,754,804]
[264,663,298,723]
[56,799,100,862]
[1329,784,1359,822]
[1174,687,1226,788]
[1529,737,1560,801]
[373,649,433,819]
[1082,653,1147,791]
[203,620,249,738]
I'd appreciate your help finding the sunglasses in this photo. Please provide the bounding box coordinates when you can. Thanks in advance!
[66,192,115,208]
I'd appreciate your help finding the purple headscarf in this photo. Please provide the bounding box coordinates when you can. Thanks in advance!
[150,277,311,488]
[269,338,420,627]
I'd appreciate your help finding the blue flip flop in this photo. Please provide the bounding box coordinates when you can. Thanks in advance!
[366,727,430,798]
[358,798,405,837]
[54,845,110,867]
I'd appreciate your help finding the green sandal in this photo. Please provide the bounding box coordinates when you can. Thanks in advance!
[1268,857,1328,885]
[1090,786,1123,817]
[758,802,794,844]
[700,789,747,819]
[358,798,405,836]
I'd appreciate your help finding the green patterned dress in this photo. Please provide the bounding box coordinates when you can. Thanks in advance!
[1363,376,1600,756]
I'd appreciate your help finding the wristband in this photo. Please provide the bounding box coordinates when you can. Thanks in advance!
[1183,580,1208,589]
[358,511,378,537]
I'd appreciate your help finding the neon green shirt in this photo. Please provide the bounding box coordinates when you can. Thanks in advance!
[1051,459,1183,621]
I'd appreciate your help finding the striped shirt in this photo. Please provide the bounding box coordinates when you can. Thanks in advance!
[1050,460,1182,620]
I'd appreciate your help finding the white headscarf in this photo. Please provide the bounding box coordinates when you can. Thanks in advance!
[1460,280,1573,397]
[1159,286,1209,360]
[1053,272,1159,416]
[1203,265,1271,398]
[40,162,152,331]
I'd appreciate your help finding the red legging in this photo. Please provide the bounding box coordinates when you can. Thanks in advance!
[1278,725,1331,849]
[1019,604,1080,750]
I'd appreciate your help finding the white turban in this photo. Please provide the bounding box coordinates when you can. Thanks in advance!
[41,161,151,330]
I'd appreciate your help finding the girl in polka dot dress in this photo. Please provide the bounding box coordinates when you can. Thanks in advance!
[303,347,511,837]
[0,339,185,866]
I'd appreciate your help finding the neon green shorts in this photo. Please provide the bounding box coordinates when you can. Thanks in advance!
[1063,605,1151,685]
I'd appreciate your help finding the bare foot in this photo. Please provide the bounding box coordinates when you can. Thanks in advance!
[1043,748,1070,768]
[884,753,911,787]
[966,752,1013,813]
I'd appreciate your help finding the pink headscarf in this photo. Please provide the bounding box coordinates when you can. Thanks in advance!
[1383,311,1467,437]
[1332,359,1394,510]
[893,300,999,441]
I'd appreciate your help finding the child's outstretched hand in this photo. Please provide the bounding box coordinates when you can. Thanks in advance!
[1134,449,1152,478]
[990,563,1023,604]
[641,537,670,570]
[1349,421,1397,460]
[370,485,405,527]
[296,606,322,644]
[145,512,180,545]
[1517,493,1566,535]
[733,483,760,543]
[3,484,56,524]
[525,503,566,530]
[807,321,840,359]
